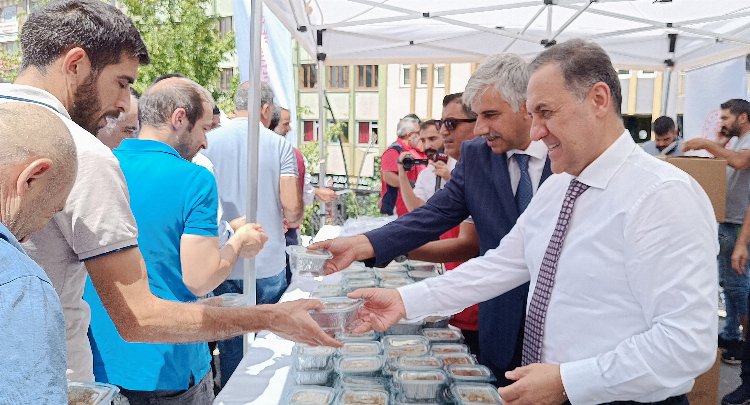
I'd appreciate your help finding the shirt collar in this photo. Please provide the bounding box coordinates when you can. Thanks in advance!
[576,130,635,190]
[116,138,183,159]
[0,222,26,256]
[507,140,548,162]
[0,83,71,119]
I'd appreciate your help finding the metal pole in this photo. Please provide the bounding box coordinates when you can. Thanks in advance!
[243,0,262,353]
[317,59,327,229]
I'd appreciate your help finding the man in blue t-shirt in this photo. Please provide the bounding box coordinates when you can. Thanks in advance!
[83,77,268,405]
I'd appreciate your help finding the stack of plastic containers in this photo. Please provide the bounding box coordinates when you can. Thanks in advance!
[67,382,119,405]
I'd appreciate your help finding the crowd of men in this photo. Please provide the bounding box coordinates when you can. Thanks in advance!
[1,1,749,405]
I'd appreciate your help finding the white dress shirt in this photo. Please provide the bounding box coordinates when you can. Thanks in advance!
[413,157,458,201]
[399,132,718,403]
[507,140,548,195]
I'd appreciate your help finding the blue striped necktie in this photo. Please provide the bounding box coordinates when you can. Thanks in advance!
[514,153,533,214]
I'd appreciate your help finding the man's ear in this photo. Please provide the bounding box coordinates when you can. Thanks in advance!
[170,108,188,130]
[16,158,53,197]
[61,47,92,85]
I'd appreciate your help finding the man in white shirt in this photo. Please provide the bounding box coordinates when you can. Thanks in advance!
[345,39,718,405]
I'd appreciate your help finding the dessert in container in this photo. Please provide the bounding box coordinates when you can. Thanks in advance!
[293,344,337,370]
[336,388,390,405]
[335,355,385,377]
[342,271,377,282]
[336,330,379,342]
[312,284,344,298]
[287,386,336,405]
[374,269,413,281]
[287,245,333,276]
[430,343,469,355]
[309,297,364,334]
[446,365,496,384]
[338,341,382,357]
[294,366,334,385]
[391,392,446,405]
[67,382,120,405]
[450,383,502,405]
[422,328,464,344]
[407,270,438,281]
[344,278,379,292]
[385,319,423,336]
[336,375,389,391]
[393,369,448,401]
[393,355,443,371]
[381,335,430,359]
[434,353,477,367]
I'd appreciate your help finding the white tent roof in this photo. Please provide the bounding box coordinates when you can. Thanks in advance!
[266,0,750,71]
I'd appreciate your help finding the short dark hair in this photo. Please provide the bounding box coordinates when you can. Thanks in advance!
[21,0,149,72]
[129,87,141,98]
[420,119,438,131]
[268,105,281,131]
[721,99,750,121]
[152,73,187,85]
[442,92,477,119]
[529,39,622,117]
[139,79,212,130]
[652,116,676,136]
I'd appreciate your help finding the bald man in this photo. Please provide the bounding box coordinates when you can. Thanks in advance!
[0,103,77,403]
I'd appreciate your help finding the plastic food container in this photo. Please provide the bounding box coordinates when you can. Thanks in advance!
[430,343,470,355]
[68,382,120,405]
[422,328,464,344]
[336,330,379,342]
[407,270,438,281]
[294,366,334,385]
[446,365,496,384]
[385,320,423,336]
[338,341,382,357]
[393,369,447,401]
[382,336,430,359]
[312,284,344,298]
[380,279,413,289]
[342,271,377,281]
[344,278,379,292]
[422,316,450,329]
[392,392,446,405]
[394,355,443,371]
[374,269,412,281]
[435,353,476,367]
[335,355,384,377]
[450,383,502,405]
[288,386,336,405]
[336,375,389,390]
[287,245,333,276]
[309,297,364,333]
[336,388,390,405]
[406,261,437,272]
[294,344,337,370]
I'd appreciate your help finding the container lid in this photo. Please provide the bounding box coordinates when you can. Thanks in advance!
[67,382,120,405]
[335,355,384,374]
[288,386,336,405]
[313,297,364,313]
[336,330,379,341]
[422,328,464,342]
[380,279,413,289]
[430,343,470,354]
[395,355,443,370]
[446,365,496,382]
[336,388,389,405]
[407,270,438,279]
[294,344,337,357]
[434,353,476,366]
[338,341,382,356]
[342,271,377,280]
[394,369,447,384]
[287,245,333,259]
[344,279,379,288]
[450,383,502,405]
[337,375,389,389]
[381,335,429,348]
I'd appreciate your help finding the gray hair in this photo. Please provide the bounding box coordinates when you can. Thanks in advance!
[139,77,214,129]
[529,39,622,116]
[235,81,275,112]
[463,54,529,112]
[396,116,420,138]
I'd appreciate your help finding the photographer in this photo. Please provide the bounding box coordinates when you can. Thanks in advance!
[398,120,448,211]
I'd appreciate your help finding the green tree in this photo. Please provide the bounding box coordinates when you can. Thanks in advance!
[0,47,21,82]
[122,0,234,103]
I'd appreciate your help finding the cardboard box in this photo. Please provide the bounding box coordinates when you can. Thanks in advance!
[660,157,727,223]
[687,350,720,405]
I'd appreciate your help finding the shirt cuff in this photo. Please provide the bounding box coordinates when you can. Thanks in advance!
[397,281,457,322]
[560,357,608,405]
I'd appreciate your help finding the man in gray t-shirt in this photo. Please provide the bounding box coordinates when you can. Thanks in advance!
[642,115,683,156]
[684,98,750,364]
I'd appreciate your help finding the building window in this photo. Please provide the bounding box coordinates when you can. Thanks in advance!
[328,65,349,89]
[637,70,656,79]
[303,120,317,142]
[220,68,234,92]
[1,6,17,22]
[356,65,378,89]
[617,69,631,79]
[217,16,233,38]
[358,121,378,144]
[401,64,445,88]
[300,63,316,90]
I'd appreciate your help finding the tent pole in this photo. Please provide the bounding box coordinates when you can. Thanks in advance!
[243,0,262,354]
[317,58,327,229]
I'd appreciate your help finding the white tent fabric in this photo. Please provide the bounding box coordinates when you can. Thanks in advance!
[265,0,750,71]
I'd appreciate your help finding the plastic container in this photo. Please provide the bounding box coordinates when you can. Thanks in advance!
[288,386,336,405]
[336,388,390,405]
[385,320,423,336]
[309,297,364,334]
[407,270,438,281]
[422,316,450,329]
[293,344,337,370]
[381,335,430,359]
[446,365,496,384]
[312,284,344,299]
[430,343,470,355]
[374,269,412,281]
[394,355,443,371]
[336,330,379,342]
[336,375,389,390]
[294,366,334,385]
[67,382,120,405]
[422,328,464,344]
[342,271,377,281]
[405,261,437,272]
[380,279,413,289]
[393,369,448,401]
[344,278,379,292]
[392,392,446,405]
[435,353,476,367]
[450,383,502,405]
[338,341,382,357]
[287,245,333,276]
[335,355,384,377]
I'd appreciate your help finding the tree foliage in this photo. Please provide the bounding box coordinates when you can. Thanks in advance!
[121,0,234,103]
[0,47,21,82]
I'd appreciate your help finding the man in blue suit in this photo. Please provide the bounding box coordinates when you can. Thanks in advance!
[313,53,551,385]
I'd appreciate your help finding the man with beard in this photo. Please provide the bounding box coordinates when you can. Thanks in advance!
[83,77,267,404]
[0,103,76,403]
[0,0,339,383]
[641,116,683,156]
[311,54,552,384]
[96,88,140,149]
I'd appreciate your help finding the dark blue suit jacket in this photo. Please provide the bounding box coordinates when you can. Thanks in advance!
[366,137,552,385]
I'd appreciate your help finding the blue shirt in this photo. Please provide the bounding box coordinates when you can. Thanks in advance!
[0,223,66,403]
[84,139,218,391]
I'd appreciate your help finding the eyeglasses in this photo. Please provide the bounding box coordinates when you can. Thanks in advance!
[435,118,477,131]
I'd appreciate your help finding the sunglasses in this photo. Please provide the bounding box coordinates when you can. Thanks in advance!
[435,118,477,131]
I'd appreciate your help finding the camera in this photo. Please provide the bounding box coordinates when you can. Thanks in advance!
[401,152,449,171]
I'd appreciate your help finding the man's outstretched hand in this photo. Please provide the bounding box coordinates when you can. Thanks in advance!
[309,234,375,274]
[347,288,406,333]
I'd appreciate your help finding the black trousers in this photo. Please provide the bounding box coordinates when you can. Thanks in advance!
[564,394,688,405]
